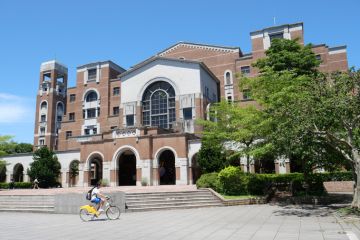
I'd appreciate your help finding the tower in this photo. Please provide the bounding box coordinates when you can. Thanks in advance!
[34,60,68,151]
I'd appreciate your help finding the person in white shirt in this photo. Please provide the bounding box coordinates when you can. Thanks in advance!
[90,183,106,212]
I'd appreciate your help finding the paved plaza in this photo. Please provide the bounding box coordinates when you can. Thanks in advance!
[1,204,359,240]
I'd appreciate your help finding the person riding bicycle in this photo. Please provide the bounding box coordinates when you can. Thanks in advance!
[90,182,106,212]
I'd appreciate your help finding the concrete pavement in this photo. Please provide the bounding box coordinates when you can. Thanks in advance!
[0,204,358,240]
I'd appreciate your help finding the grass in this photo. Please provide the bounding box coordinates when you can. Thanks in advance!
[221,194,260,200]
[337,207,360,217]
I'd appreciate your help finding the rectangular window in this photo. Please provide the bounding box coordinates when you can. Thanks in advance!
[66,131,72,139]
[40,127,45,135]
[57,116,62,122]
[39,139,45,146]
[110,126,117,130]
[126,115,134,127]
[69,94,76,102]
[87,69,97,82]
[43,72,51,82]
[69,112,75,121]
[227,96,233,103]
[113,106,119,116]
[240,66,250,76]
[183,108,193,120]
[243,89,252,100]
[270,33,283,42]
[93,128,97,135]
[113,87,120,96]
[87,108,96,118]
[84,129,90,135]
[41,114,46,122]
[316,54,322,61]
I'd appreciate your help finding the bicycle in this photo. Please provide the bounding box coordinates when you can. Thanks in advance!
[79,196,121,221]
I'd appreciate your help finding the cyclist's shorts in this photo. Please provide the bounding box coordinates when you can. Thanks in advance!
[91,197,101,204]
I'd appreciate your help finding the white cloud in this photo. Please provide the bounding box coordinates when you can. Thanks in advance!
[0,93,34,123]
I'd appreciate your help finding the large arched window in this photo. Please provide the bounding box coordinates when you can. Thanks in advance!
[86,91,98,102]
[142,81,176,129]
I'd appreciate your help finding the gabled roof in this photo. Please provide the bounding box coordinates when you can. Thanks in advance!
[157,41,241,56]
[118,56,219,83]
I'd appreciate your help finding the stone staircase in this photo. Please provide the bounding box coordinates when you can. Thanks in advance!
[0,195,55,213]
[125,189,223,212]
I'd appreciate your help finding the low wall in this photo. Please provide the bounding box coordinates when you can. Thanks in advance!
[54,192,125,214]
[323,181,354,193]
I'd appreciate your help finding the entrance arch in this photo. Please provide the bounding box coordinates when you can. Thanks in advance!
[191,153,201,184]
[118,150,137,186]
[158,150,176,185]
[87,154,103,186]
[69,160,80,187]
[0,164,6,182]
[13,163,24,182]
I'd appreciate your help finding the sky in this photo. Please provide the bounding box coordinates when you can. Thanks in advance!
[0,0,359,144]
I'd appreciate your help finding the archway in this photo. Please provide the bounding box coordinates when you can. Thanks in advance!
[158,150,176,185]
[191,154,201,184]
[89,157,102,186]
[0,164,6,182]
[118,150,136,186]
[13,163,24,182]
[69,160,80,187]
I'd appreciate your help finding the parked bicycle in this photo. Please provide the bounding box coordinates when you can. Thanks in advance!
[79,196,120,221]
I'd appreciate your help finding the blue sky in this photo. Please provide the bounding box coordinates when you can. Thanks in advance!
[0,0,359,144]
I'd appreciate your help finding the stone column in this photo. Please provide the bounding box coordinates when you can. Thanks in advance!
[102,161,111,186]
[275,156,290,174]
[139,159,152,186]
[176,158,188,185]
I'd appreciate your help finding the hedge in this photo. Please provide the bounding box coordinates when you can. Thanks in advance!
[196,167,353,196]
[0,182,32,189]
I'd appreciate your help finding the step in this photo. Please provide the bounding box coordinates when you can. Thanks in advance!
[0,205,54,209]
[126,198,220,204]
[125,190,210,196]
[126,200,222,208]
[0,208,55,213]
[126,203,224,212]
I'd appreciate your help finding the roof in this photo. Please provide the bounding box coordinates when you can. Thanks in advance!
[250,22,303,36]
[77,60,126,73]
[157,41,241,56]
[118,56,220,83]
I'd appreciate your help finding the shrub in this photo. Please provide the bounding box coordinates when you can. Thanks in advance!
[14,182,32,189]
[0,182,9,189]
[196,172,219,191]
[218,166,247,195]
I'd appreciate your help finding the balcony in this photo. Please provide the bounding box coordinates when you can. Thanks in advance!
[112,128,140,139]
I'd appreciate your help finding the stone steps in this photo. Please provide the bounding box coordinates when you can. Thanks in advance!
[125,189,223,212]
[0,195,55,213]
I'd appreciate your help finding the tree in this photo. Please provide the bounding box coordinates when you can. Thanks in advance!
[244,38,360,207]
[69,160,79,187]
[27,147,61,188]
[0,135,33,155]
[197,137,227,173]
[199,101,272,172]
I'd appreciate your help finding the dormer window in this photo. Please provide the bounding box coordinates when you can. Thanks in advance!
[87,69,97,82]
[270,33,284,42]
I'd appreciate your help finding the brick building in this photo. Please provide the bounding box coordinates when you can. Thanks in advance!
[2,22,348,187]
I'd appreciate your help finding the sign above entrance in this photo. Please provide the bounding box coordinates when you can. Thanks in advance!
[112,128,140,139]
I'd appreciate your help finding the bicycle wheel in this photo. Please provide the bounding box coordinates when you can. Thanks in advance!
[106,206,120,220]
[79,209,94,222]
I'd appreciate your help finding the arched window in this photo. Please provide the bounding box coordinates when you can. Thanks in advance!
[142,81,176,129]
[40,101,47,110]
[56,102,64,122]
[86,91,98,102]
[225,71,232,85]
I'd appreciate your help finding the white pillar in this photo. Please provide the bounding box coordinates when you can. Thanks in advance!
[176,158,188,185]
[139,159,152,186]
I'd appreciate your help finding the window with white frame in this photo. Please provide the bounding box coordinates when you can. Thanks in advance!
[225,71,232,85]
[87,69,97,82]
[240,66,250,76]
[142,81,176,129]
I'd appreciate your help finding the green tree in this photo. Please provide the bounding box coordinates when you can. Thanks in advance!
[69,160,79,187]
[197,137,227,173]
[244,38,360,207]
[199,101,272,172]
[0,135,33,155]
[27,147,61,188]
